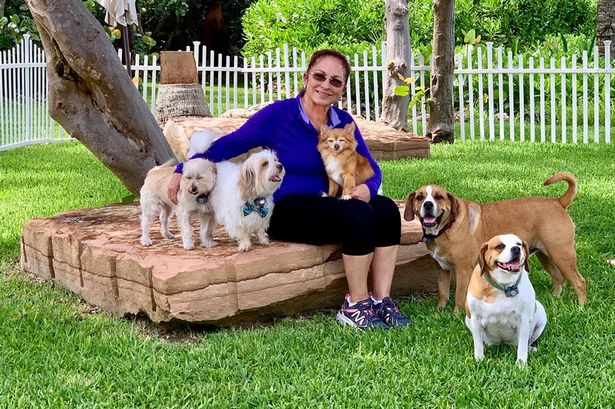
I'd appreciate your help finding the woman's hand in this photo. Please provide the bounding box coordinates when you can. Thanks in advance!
[167,172,181,204]
[350,184,371,202]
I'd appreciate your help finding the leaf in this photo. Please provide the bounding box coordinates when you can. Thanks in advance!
[464,29,476,45]
[394,85,410,97]
[404,76,415,84]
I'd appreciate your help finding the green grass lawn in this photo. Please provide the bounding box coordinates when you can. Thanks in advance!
[1,140,614,407]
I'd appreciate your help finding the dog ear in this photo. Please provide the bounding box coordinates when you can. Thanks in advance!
[403,191,416,221]
[319,125,329,139]
[238,160,257,201]
[344,122,356,135]
[477,242,489,274]
[522,240,531,273]
[449,193,459,221]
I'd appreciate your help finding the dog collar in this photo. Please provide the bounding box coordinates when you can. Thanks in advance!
[196,192,210,204]
[483,269,522,297]
[421,221,452,243]
[242,197,269,218]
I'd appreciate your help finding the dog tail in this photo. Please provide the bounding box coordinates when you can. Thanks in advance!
[544,172,577,209]
[187,129,217,158]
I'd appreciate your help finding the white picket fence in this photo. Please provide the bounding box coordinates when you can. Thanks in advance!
[0,35,613,151]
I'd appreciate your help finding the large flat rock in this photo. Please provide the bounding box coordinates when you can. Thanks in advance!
[20,203,441,326]
[163,116,430,162]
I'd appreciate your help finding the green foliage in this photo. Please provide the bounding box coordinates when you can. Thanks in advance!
[241,0,384,57]
[412,0,597,50]
[0,1,38,50]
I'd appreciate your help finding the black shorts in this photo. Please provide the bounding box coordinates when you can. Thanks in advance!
[267,194,401,256]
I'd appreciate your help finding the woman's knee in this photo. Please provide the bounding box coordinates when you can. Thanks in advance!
[370,195,401,247]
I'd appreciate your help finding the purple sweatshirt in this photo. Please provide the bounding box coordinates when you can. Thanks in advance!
[176,94,382,202]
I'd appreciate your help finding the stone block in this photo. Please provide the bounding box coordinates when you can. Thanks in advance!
[19,203,442,327]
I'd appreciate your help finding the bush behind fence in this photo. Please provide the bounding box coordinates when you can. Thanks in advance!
[1,36,613,150]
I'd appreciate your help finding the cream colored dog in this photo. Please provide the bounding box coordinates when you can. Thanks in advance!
[404,172,586,311]
[466,234,547,365]
[209,150,285,251]
[139,131,217,250]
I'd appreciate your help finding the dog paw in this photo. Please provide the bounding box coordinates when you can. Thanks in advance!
[257,232,269,245]
[238,241,252,252]
[182,241,195,250]
[340,194,351,200]
[320,192,329,197]
[516,358,528,368]
[200,239,218,248]
[140,237,152,247]
[161,231,174,239]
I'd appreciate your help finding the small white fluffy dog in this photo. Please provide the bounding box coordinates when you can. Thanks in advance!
[465,234,548,365]
[209,150,285,251]
[140,131,217,250]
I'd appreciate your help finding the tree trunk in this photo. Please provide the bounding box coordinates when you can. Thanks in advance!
[380,0,411,131]
[427,0,455,144]
[597,0,615,57]
[24,0,176,195]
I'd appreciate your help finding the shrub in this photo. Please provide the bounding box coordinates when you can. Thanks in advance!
[241,0,384,57]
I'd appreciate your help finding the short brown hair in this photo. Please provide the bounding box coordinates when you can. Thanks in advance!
[305,49,351,82]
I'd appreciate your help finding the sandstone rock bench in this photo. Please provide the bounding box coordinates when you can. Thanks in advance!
[20,202,442,327]
[162,116,431,161]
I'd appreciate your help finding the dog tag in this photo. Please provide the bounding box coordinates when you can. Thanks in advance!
[505,287,519,297]
[196,194,208,204]
[255,197,266,207]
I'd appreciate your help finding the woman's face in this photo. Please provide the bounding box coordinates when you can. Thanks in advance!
[302,56,346,107]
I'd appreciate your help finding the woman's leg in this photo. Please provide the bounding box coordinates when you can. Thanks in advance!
[342,253,373,302]
[269,194,379,301]
[370,245,399,300]
[367,196,411,327]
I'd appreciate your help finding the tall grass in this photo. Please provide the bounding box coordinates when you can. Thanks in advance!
[1,140,614,407]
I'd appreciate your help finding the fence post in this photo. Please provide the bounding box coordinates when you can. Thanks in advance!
[23,35,32,142]
[604,41,611,144]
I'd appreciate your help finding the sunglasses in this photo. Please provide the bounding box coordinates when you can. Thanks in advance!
[310,72,345,88]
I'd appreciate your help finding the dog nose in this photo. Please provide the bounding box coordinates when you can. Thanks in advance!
[276,163,283,172]
[334,144,339,150]
[423,201,434,211]
[511,246,520,256]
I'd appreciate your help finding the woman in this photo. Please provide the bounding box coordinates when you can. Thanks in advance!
[168,49,410,330]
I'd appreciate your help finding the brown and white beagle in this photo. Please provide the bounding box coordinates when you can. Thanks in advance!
[465,234,547,365]
[404,172,586,312]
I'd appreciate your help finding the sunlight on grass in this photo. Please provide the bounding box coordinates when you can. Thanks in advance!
[1,139,615,407]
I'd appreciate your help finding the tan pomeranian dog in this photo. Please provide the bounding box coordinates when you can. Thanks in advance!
[317,122,374,200]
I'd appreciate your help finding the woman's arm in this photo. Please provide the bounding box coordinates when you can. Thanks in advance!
[174,102,279,173]
[169,102,280,203]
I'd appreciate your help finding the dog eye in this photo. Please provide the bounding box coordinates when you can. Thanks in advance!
[416,194,424,201]
[261,161,269,167]
[433,194,443,200]
[495,243,505,250]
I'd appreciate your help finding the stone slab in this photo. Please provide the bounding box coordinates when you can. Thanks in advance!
[20,202,441,326]
[163,115,430,162]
